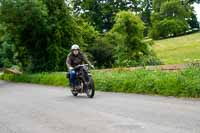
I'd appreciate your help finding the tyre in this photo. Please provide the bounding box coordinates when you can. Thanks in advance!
[86,77,95,98]
[71,90,78,96]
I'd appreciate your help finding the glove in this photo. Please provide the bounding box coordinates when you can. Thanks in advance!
[90,65,95,69]
[69,67,74,70]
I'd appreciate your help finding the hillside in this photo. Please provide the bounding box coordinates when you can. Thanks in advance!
[153,32,200,64]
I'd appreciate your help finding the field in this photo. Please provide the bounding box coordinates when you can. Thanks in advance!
[154,32,200,64]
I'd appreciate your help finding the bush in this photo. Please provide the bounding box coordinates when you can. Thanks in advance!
[105,11,160,67]
[93,67,200,97]
[88,36,114,68]
[150,0,190,39]
[0,0,98,72]
[0,34,15,68]
[0,72,67,86]
[1,67,200,98]
[151,19,188,39]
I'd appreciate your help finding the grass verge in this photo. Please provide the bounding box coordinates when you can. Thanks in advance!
[0,67,200,98]
[0,72,67,86]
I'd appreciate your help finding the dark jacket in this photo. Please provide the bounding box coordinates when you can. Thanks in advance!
[66,52,91,69]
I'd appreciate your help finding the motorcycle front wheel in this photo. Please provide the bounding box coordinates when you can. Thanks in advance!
[86,77,95,98]
[71,90,78,96]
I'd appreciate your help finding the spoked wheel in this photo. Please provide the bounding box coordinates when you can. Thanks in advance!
[71,90,78,96]
[71,80,82,97]
[86,77,95,98]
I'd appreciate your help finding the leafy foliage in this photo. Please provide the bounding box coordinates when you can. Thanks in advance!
[0,22,15,68]
[88,36,115,68]
[150,0,192,39]
[151,19,188,39]
[105,11,160,66]
[0,0,98,72]
[1,67,200,98]
[188,13,200,29]
[0,0,199,71]
[1,0,50,71]
[93,67,200,97]
[71,0,145,32]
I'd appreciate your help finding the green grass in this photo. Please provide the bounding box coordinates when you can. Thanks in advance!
[0,72,68,86]
[1,67,200,98]
[153,32,200,64]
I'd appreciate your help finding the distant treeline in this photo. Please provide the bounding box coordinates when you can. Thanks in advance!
[0,0,199,72]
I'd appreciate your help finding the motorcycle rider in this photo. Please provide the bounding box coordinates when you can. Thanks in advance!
[66,44,94,88]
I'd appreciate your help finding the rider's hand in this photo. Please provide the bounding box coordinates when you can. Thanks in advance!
[90,65,95,69]
[69,67,74,70]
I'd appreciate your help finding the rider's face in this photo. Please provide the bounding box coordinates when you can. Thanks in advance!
[73,49,79,55]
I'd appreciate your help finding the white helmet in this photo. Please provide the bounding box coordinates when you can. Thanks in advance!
[71,44,80,50]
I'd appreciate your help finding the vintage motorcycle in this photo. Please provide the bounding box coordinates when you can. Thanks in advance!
[67,64,95,98]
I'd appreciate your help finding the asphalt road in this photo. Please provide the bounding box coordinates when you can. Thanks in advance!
[0,80,200,133]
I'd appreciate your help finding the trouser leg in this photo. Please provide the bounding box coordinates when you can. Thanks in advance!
[69,70,76,87]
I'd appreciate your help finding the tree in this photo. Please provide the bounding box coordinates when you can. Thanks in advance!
[42,0,82,71]
[0,24,15,68]
[71,0,145,32]
[160,0,189,19]
[188,13,199,29]
[0,0,99,72]
[188,0,200,4]
[0,0,49,71]
[141,0,153,36]
[152,0,167,12]
[181,0,200,29]
[106,11,151,66]
[88,36,114,68]
[150,0,190,39]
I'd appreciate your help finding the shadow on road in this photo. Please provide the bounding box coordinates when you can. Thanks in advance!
[54,94,97,103]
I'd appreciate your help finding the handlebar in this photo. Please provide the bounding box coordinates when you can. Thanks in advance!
[74,64,89,69]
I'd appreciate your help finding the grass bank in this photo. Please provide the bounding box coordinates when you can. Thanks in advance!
[1,67,200,98]
[0,72,67,86]
[154,32,200,64]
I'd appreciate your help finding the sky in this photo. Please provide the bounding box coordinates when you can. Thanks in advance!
[193,3,200,22]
